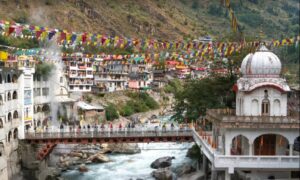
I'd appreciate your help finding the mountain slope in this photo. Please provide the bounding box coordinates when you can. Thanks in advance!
[0,0,298,41]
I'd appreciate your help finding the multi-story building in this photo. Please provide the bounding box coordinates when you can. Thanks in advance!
[151,68,167,89]
[128,63,153,90]
[93,56,129,92]
[0,54,36,179]
[195,46,300,179]
[33,61,75,127]
[63,53,94,92]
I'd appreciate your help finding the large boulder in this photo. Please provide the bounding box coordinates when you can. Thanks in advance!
[151,168,174,180]
[78,164,88,173]
[87,153,110,163]
[151,156,175,169]
[173,163,196,177]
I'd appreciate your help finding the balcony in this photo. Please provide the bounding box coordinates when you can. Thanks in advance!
[206,109,300,129]
[4,83,19,91]
[214,155,300,170]
[192,129,300,172]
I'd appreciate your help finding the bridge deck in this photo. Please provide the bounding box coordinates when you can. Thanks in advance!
[25,129,194,144]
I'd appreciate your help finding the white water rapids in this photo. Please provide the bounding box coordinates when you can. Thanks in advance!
[60,142,194,180]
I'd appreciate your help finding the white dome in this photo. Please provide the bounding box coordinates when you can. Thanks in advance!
[241,45,281,77]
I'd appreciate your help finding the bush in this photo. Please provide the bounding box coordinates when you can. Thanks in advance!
[119,104,134,116]
[105,104,119,121]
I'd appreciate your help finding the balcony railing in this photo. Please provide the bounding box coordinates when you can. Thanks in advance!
[206,109,300,128]
[192,129,300,170]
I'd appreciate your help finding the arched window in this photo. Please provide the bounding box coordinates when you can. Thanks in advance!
[231,135,250,155]
[13,91,17,99]
[7,92,11,101]
[261,90,270,116]
[8,131,12,142]
[0,118,3,128]
[254,134,288,155]
[7,112,12,122]
[12,74,18,83]
[13,128,18,139]
[37,120,41,127]
[37,106,41,112]
[7,74,11,83]
[273,99,281,116]
[42,104,50,112]
[0,95,3,105]
[13,111,18,119]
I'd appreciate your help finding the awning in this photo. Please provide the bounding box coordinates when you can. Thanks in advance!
[77,101,104,110]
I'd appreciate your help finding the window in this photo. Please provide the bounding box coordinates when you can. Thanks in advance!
[70,86,74,90]
[261,90,270,116]
[34,88,41,96]
[42,88,49,96]
[79,86,83,90]
[13,91,17,99]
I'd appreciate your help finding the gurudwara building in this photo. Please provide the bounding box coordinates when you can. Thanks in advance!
[194,46,300,180]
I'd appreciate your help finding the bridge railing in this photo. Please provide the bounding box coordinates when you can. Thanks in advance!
[25,128,193,139]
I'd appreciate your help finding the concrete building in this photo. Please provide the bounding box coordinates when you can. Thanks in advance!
[93,56,129,92]
[62,53,94,92]
[0,54,36,179]
[128,64,153,90]
[194,45,300,179]
[0,53,75,180]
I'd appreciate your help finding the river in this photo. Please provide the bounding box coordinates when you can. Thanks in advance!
[60,142,194,180]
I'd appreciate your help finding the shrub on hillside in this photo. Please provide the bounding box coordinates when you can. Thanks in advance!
[105,104,119,121]
[119,104,134,116]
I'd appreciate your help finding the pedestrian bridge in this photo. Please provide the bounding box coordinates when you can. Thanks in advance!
[24,128,194,160]
[25,129,194,144]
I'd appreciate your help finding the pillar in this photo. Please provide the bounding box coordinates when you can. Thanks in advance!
[202,154,208,180]
[211,165,217,180]
[249,143,253,155]
[225,170,231,180]
[289,144,293,156]
[225,143,231,155]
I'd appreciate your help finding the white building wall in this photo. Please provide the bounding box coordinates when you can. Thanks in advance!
[236,87,287,116]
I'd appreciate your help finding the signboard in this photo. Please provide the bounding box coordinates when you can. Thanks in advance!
[24,90,32,105]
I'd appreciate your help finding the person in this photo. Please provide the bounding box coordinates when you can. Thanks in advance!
[162,123,166,132]
[127,123,131,133]
[60,124,64,137]
[109,123,113,133]
[171,123,174,130]
[87,124,91,133]
[83,125,86,133]
[101,123,105,133]
[94,124,98,134]
[119,123,122,132]
[78,125,81,134]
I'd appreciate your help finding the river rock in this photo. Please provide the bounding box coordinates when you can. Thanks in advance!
[87,153,110,163]
[69,152,83,158]
[151,168,174,180]
[173,163,196,177]
[78,164,88,173]
[151,156,175,169]
[106,143,141,154]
